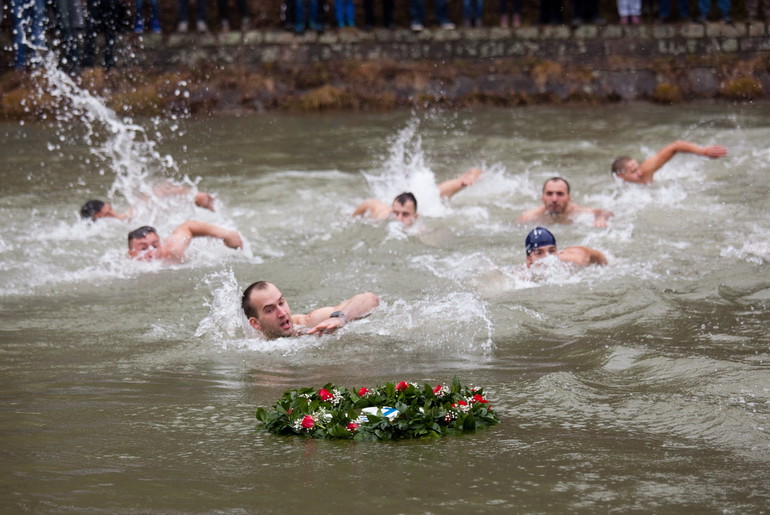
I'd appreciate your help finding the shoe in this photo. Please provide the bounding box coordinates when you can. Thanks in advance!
[177,21,189,33]
[631,15,641,24]
[221,19,230,32]
[620,16,628,24]
[134,19,144,33]
[196,20,209,33]
[512,14,521,27]
[440,22,456,29]
[499,14,509,27]
[410,22,424,31]
[721,15,732,23]
[151,19,161,33]
[241,17,251,30]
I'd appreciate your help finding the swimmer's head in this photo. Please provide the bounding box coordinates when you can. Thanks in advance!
[80,199,105,220]
[241,281,294,339]
[525,227,558,267]
[541,177,571,214]
[611,157,643,183]
[391,192,418,226]
[128,226,161,261]
[81,199,120,221]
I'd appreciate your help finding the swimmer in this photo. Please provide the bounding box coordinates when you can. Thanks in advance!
[80,199,131,221]
[525,227,607,268]
[80,181,216,222]
[517,177,614,228]
[352,167,483,227]
[127,221,243,262]
[241,281,380,339]
[611,140,728,184]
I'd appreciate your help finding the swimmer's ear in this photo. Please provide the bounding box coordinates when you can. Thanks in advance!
[248,317,262,331]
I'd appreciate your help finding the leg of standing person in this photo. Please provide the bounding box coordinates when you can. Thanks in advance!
[11,0,47,69]
[346,0,355,26]
[436,0,454,27]
[294,0,305,31]
[150,0,161,31]
[177,0,189,31]
[383,0,393,26]
[364,0,375,27]
[217,0,230,30]
[195,0,208,31]
[716,0,730,20]
[697,0,709,20]
[135,0,145,31]
[410,0,425,29]
[335,0,344,26]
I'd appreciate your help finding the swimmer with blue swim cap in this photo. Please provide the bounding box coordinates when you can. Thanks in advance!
[525,227,608,268]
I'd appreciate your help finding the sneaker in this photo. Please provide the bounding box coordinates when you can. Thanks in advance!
[620,16,628,24]
[512,14,521,27]
[410,22,424,31]
[151,19,162,33]
[196,20,209,33]
[241,17,251,30]
[221,19,230,32]
[440,22,456,29]
[134,19,144,33]
[177,21,189,33]
[499,14,509,27]
[631,15,641,24]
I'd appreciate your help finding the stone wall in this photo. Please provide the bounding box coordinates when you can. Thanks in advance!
[1,22,768,115]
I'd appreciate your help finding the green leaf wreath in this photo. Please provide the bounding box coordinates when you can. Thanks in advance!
[255,377,500,441]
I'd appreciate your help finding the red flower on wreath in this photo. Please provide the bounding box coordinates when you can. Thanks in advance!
[452,400,468,408]
[433,384,443,394]
[301,415,315,429]
[471,394,489,404]
[318,388,333,401]
[396,381,409,392]
[346,422,359,431]
[358,387,369,396]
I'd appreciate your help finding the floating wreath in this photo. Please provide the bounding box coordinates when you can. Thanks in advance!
[255,377,500,441]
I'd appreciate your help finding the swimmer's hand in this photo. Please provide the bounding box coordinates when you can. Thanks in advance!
[702,145,727,159]
[195,192,216,211]
[223,231,243,250]
[306,317,345,336]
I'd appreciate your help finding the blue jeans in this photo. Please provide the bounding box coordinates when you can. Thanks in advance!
[410,0,450,24]
[178,0,208,22]
[11,0,47,69]
[463,0,484,22]
[698,0,731,18]
[335,0,355,25]
[659,0,690,18]
[295,0,318,31]
[136,0,160,26]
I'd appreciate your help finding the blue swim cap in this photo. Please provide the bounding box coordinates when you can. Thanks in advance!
[525,227,556,255]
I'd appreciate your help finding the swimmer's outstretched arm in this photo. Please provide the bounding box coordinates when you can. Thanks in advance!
[303,292,380,335]
[352,199,391,220]
[558,246,608,267]
[591,208,614,228]
[162,220,243,262]
[516,205,546,224]
[438,167,483,199]
[641,140,728,181]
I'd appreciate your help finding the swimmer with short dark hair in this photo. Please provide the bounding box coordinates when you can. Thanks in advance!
[525,227,607,268]
[81,181,217,222]
[612,140,727,184]
[517,177,614,228]
[241,281,379,339]
[353,167,483,227]
[80,199,130,221]
[128,221,243,262]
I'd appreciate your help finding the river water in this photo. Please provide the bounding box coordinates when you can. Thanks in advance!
[1,73,769,512]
